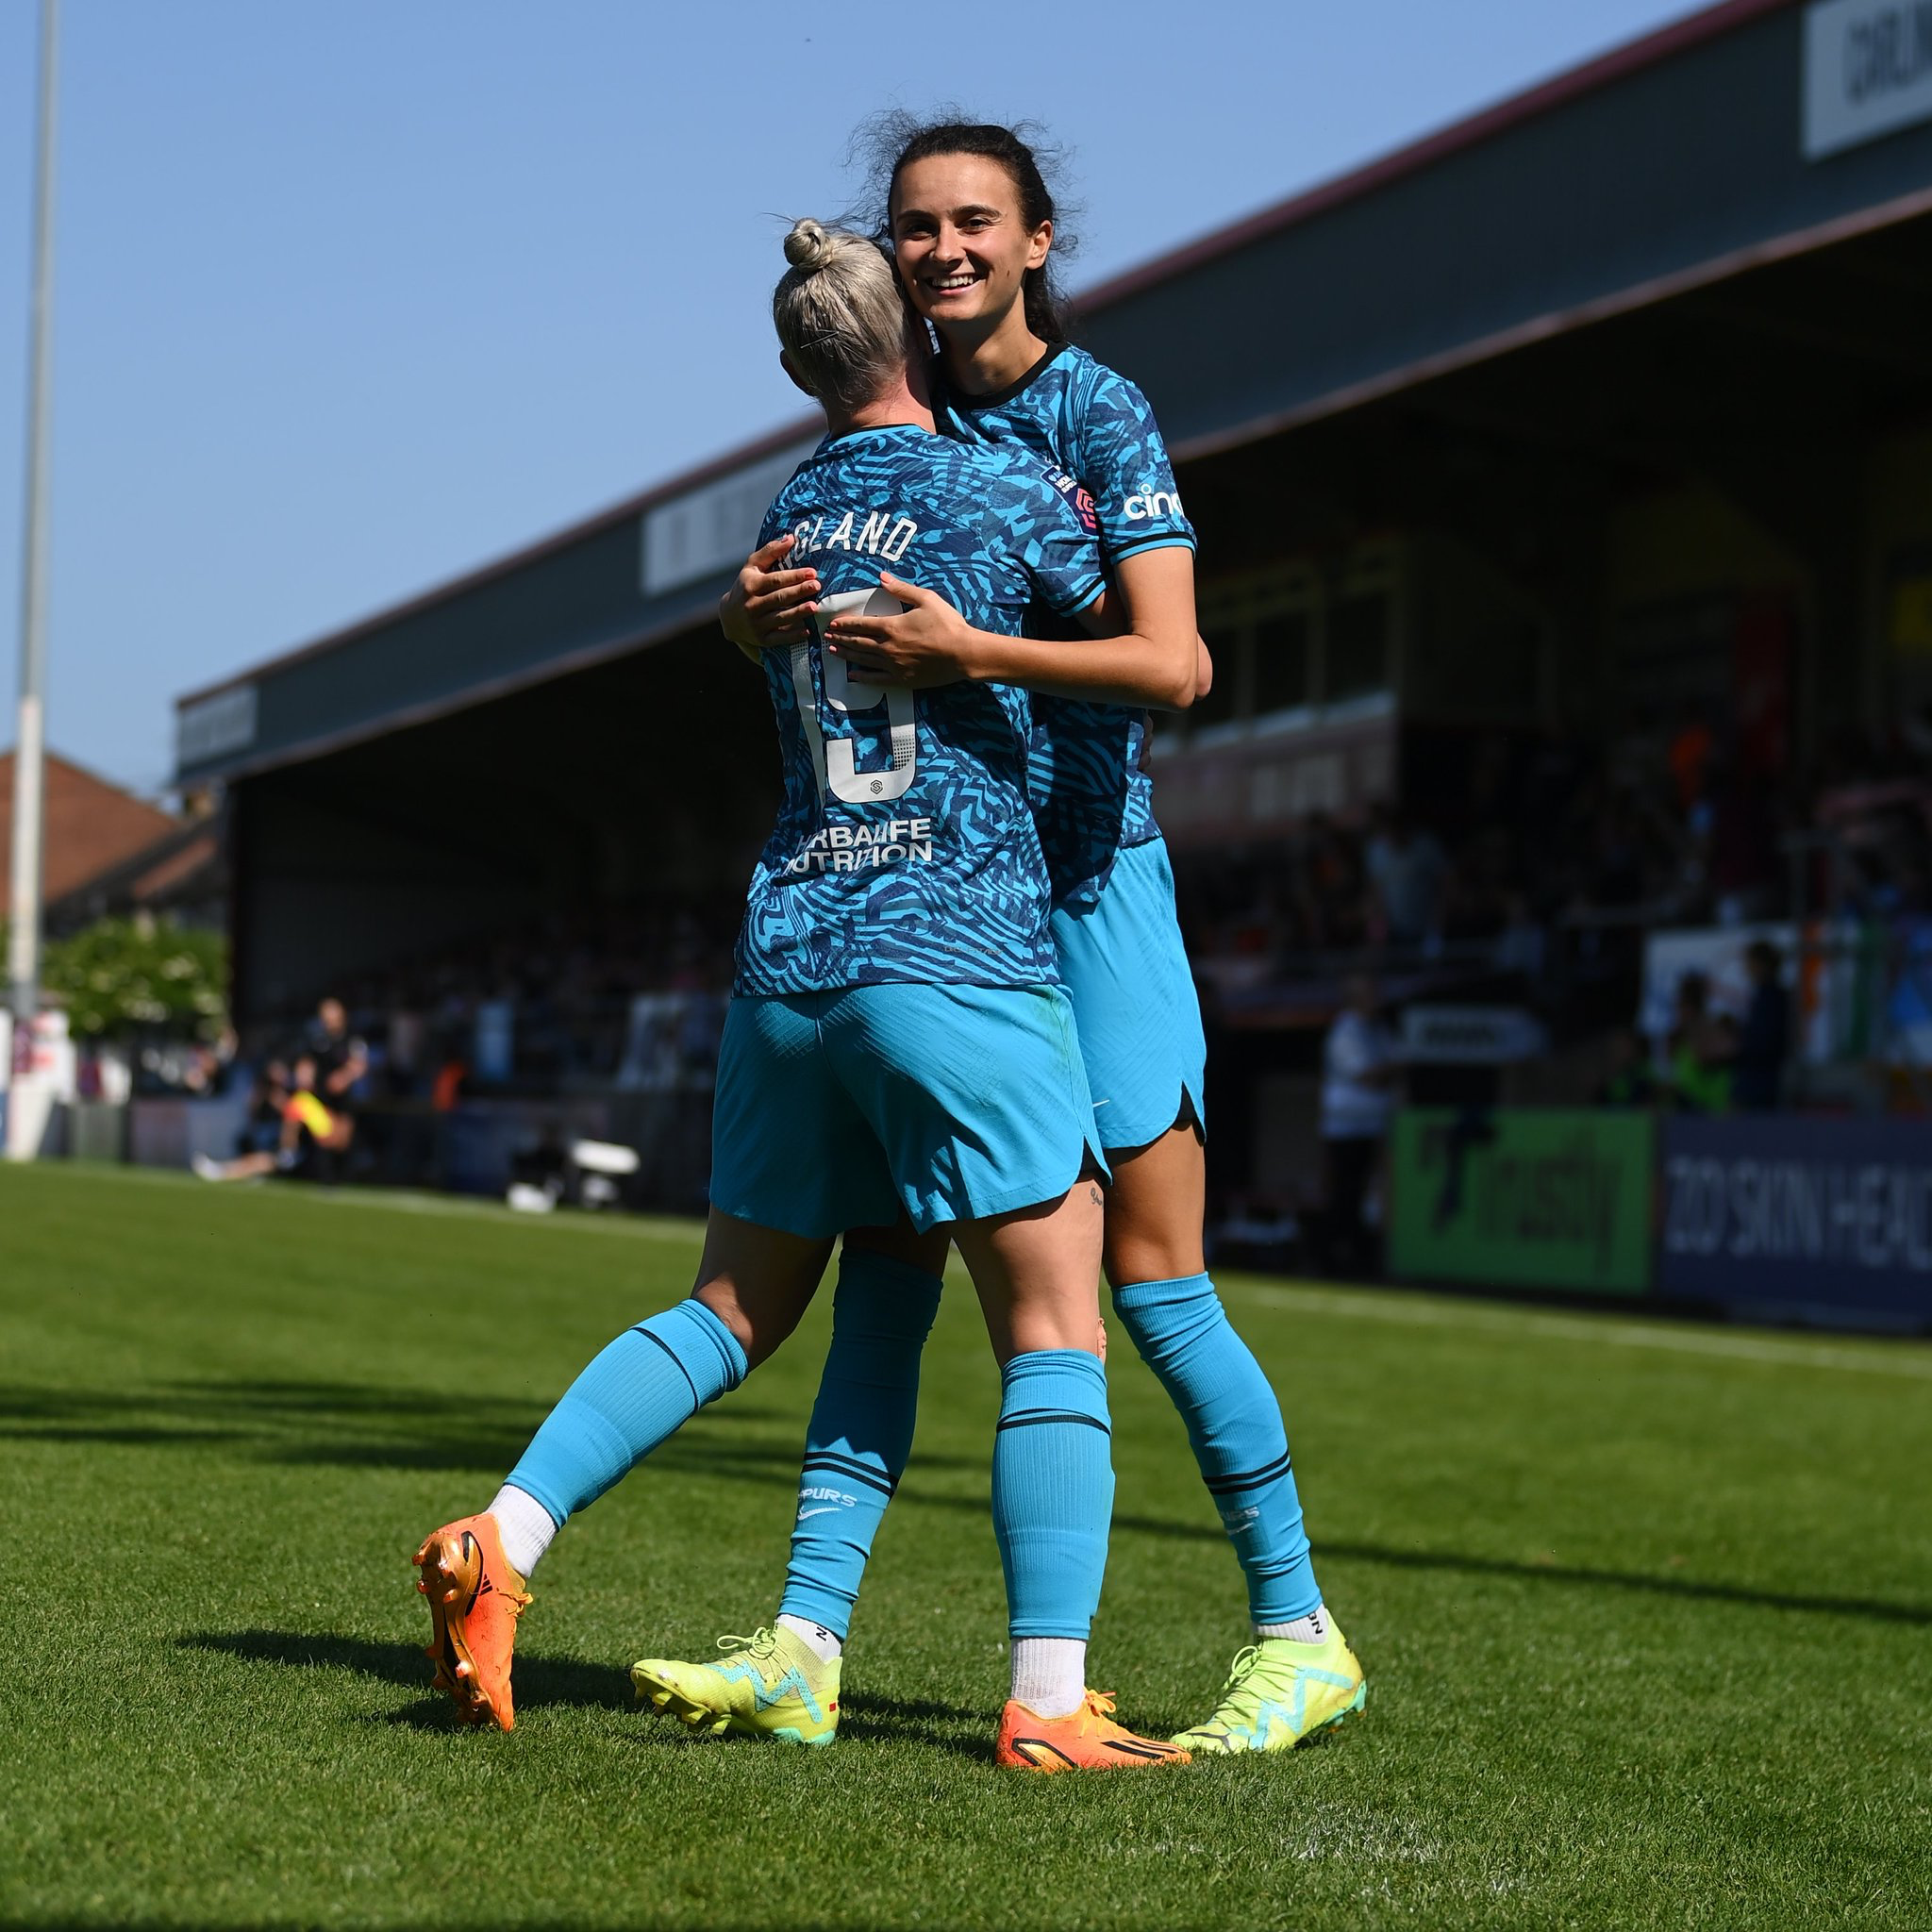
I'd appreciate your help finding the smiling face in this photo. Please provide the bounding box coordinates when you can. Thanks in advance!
[889,152,1051,341]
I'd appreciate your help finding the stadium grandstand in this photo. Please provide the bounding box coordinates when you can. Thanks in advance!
[167,0,1932,1314]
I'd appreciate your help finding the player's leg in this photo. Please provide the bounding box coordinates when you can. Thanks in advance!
[772,1219,950,1659]
[192,1150,278,1181]
[1105,1121,1322,1633]
[417,993,859,1731]
[952,1178,1185,1773]
[628,993,906,1744]
[1103,1123,1365,1751]
[835,978,1180,1768]
[634,1217,945,1746]
[416,1208,831,1731]
[1056,839,1363,1749]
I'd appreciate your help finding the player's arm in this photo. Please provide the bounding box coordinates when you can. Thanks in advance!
[825,549,1200,710]
[719,534,820,661]
[325,1042,368,1095]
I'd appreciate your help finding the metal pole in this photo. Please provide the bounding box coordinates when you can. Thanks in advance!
[7,0,59,1159]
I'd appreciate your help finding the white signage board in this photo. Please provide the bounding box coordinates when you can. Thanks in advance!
[1401,1005,1548,1065]
[1804,0,1932,159]
[640,438,819,598]
[176,682,258,768]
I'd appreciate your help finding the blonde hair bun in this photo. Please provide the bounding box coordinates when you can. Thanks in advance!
[783,218,835,270]
[772,217,906,413]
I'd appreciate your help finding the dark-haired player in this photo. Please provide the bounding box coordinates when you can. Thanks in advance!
[716,120,1364,1757]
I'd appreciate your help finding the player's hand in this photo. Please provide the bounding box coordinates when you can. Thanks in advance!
[719,534,820,651]
[824,572,981,689]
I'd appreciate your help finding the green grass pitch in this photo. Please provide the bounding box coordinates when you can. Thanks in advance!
[3,1161,1930,1930]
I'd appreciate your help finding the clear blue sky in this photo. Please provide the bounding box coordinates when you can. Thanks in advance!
[0,0,1705,796]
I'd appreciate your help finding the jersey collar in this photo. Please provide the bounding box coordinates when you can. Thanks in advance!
[938,342,1068,413]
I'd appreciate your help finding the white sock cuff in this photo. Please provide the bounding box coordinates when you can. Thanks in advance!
[488,1484,559,1577]
[775,1613,842,1663]
[1010,1637,1086,1720]
[1254,1604,1329,1644]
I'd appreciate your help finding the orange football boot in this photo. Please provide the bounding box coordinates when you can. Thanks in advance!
[995,1690,1191,1773]
[413,1512,531,1731]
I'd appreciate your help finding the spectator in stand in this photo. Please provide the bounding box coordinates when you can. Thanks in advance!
[308,997,369,1106]
[236,1059,291,1157]
[1666,971,1733,1113]
[1732,939,1790,1111]
[1668,701,1715,814]
[194,1055,353,1182]
[1290,810,1365,952]
[1364,806,1449,953]
[1491,889,1547,985]
[1313,974,1402,1279]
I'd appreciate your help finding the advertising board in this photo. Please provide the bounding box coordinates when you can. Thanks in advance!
[1659,1116,1932,1326]
[1390,1108,1655,1296]
[1804,0,1932,159]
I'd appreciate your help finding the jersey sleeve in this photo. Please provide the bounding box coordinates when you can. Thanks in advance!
[1075,366,1196,566]
[997,466,1108,618]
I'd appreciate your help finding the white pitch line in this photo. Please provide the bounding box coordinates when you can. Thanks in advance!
[2,1159,704,1245]
[13,1163,1930,1378]
[1226,1279,1932,1380]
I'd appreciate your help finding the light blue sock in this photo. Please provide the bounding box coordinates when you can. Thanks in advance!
[777,1249,944,1641]
[503,1297,747,1530]
[992,1349,1113,1641]
[1111,1273,1321,1624]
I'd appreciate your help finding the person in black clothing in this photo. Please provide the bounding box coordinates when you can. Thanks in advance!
[1732,939,1790,1111]
[308,997,369,1108]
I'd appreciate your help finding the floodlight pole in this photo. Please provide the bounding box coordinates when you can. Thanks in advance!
[6,0,59,1160]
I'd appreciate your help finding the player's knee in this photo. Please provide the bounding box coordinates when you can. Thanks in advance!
[1103,1224,1206,1292]
[690,1280,803,1373]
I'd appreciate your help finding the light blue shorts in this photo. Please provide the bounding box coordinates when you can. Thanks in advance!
[710,982,1105,1239]
[1052,837,1206,1153]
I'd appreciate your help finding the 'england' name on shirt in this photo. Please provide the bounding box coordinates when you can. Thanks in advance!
[790,506,920,560]
[784,816,936,874]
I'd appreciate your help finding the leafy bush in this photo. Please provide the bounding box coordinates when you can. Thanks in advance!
[4,917,227,1039]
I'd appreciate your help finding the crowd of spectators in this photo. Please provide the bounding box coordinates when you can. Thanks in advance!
[237,898,741,1108]
[192,716,1930,1173]
[1178,711,1932,996]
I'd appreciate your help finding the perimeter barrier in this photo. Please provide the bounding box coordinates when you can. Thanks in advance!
[1391,1106,1932,1333]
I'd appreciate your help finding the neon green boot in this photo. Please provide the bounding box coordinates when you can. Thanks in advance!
[1173,1625,1366,1755]
[632,1626,840,1747]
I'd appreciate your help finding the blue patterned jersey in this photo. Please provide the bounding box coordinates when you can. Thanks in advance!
[734,424,1106,996]
[935,344,1195,908]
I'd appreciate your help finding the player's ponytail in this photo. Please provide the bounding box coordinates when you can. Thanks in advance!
[772,218,909,414]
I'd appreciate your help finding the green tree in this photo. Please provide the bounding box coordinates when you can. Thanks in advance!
[3,917,227,1040]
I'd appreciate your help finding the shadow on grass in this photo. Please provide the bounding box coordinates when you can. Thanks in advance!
[179,1629,1001,1760]
[1107,1513,1932,1629]
[25,1381,1928,1633]
[180,1628,636,1716]
[834,1691,995,1763]
[0,1378,987,1482]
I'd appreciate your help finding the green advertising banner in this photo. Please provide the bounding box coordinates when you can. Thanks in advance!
[1390,1109,1655,1295]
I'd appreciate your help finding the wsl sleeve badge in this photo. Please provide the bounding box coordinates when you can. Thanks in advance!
[1043,466,1100,535]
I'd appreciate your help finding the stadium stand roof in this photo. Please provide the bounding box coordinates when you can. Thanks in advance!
[175,0,1932,786]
